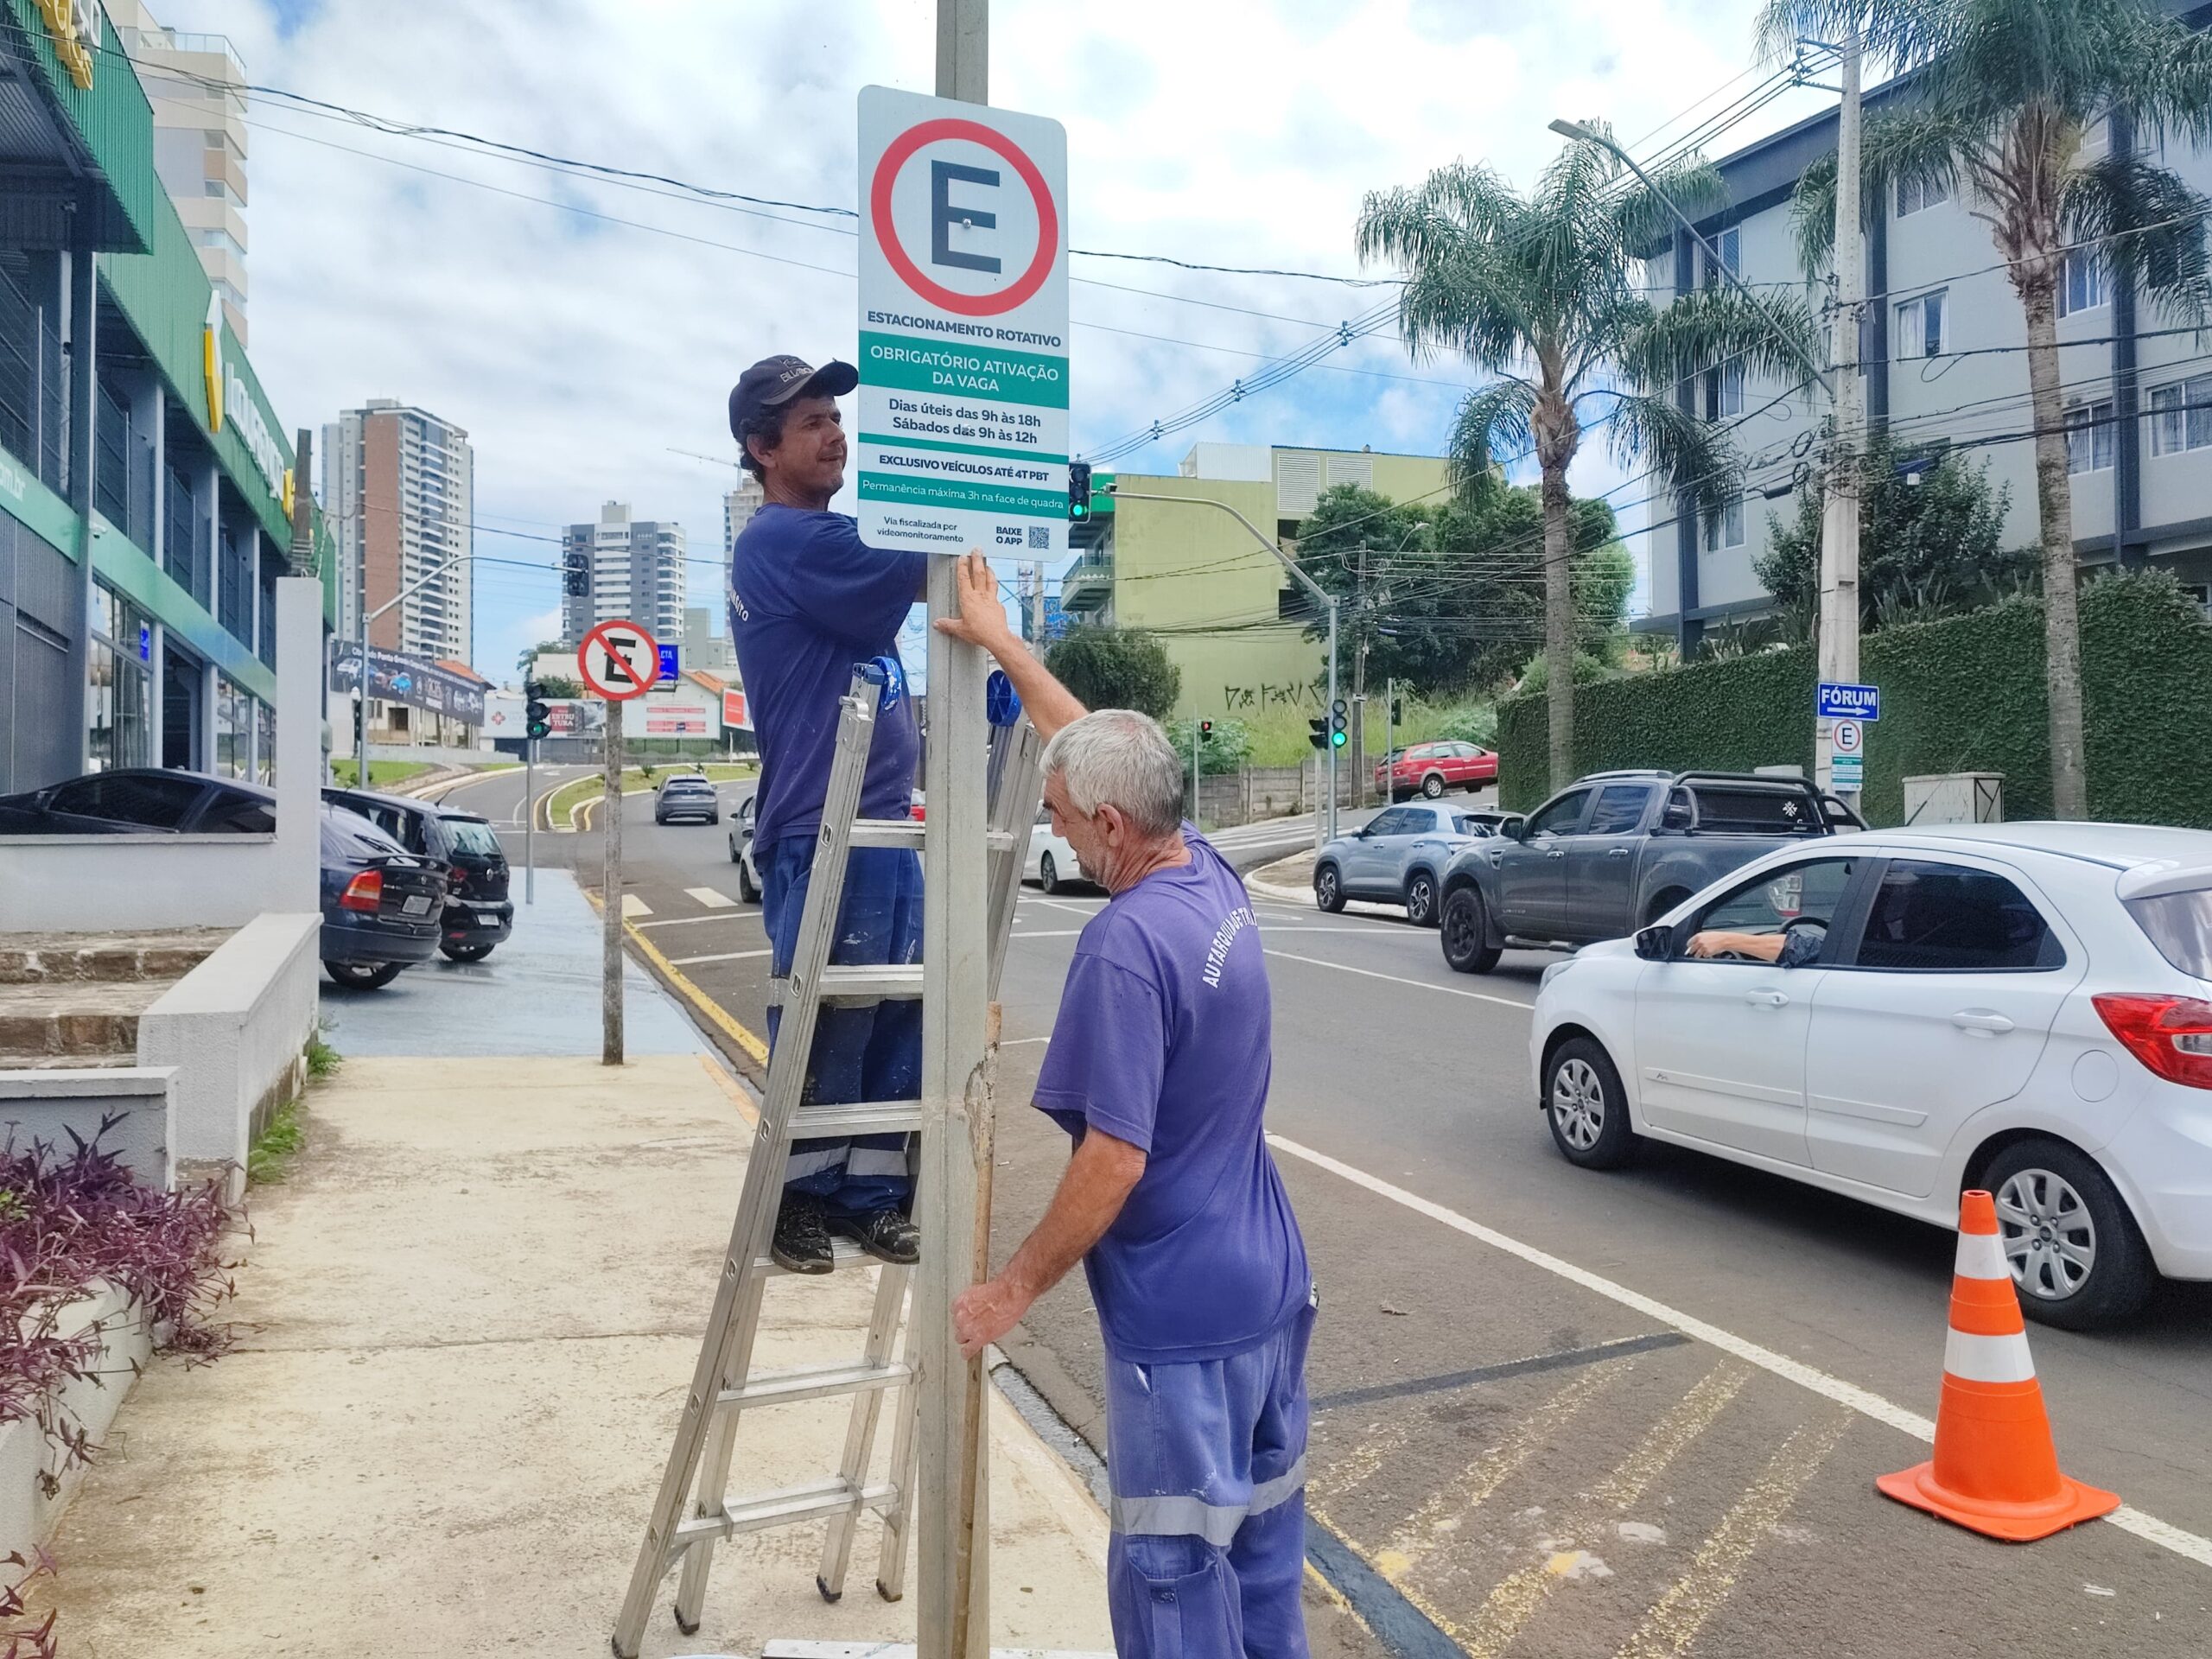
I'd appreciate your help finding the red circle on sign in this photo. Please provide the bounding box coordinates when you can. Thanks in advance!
[869,118,1058,317]
[578,620,660,702]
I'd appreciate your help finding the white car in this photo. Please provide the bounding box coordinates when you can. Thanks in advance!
[1530,823,2212,1330]
[1027,807,1081,893]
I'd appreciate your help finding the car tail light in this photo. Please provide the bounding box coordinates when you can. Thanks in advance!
[340,869,384,913]
[2094,994,2212,1090]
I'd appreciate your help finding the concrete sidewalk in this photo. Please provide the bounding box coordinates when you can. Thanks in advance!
[37,875,1114,1656]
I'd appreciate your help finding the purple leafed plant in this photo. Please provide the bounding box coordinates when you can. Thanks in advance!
[0,1115,243,1497]
[0,1551,55,1659]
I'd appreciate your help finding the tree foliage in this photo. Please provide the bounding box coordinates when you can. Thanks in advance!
[532,673,585,700]
[1044,626,1182,721]
[1754,435,2028,637]
[1293,483,1633,698]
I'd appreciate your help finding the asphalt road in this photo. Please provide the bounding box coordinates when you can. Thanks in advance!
[454,767,2212,1658]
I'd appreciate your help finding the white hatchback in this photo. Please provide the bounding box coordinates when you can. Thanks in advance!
[1530,823,2212,1330]
[1027,807,1083,893]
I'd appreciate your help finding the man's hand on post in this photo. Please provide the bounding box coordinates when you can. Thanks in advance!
[931,551,1015,653]
[953,1274,1034,1361]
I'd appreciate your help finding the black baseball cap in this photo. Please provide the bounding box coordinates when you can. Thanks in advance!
[728,354,860,445]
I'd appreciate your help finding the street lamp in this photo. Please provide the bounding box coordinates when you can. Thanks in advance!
[1103,487,1344,842]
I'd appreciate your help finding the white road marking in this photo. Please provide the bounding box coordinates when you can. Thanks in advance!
[686,886,737,909]
[1265,1134,2212,1570]
[1026,896,1104,918]
[1000,1036,1052,1046]
[668,947,775,967]
[632,912,758,930]
[1012,925,1406,941]
[1262,949,1535,1010]
[619,893,652,918]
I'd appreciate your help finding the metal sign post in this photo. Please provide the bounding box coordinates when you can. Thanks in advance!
[524,738,536,905]
[579,618,662,1068]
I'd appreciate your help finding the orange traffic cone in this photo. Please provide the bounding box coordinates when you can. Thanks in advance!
[1877,1190,2120,1541]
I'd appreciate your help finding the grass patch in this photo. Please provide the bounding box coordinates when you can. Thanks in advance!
[543,762,756,828]
[1240,696,1497,768]
[306,1030,341,1079]
[247,1097,305,1186]
[328,759,435,789]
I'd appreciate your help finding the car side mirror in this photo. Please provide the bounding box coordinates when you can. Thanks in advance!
[1634,923,1674,961]
[1500,818,1525,842]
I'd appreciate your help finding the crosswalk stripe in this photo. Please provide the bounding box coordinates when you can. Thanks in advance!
[685,887,737,909]
[1613,1415,1852,1659]
[620,893,652,918]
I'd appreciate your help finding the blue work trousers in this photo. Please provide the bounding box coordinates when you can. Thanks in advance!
[760,832,919,1217]
[1105,1295,1316,1659]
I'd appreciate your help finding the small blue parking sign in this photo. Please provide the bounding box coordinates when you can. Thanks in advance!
[1817,681,1880,721]
[656,643,680,684]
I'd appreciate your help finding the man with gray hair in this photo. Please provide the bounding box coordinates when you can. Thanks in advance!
[936,553,1314,1659]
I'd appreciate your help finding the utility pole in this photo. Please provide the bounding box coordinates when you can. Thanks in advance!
[1815,20,1865,794]
[601,696,624,1065]
[926,11,992,1659]
[1352,544,1368,803]
[1030,560,1046,642]
[1382,676,1395,804]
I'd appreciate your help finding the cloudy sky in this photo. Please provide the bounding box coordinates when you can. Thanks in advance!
[172,0,1833,681]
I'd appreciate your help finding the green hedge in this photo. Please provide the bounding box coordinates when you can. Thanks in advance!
[1498,572,2212,827]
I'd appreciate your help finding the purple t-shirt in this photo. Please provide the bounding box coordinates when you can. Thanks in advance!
[1033,829,1310,1363]
[728,505,927,848]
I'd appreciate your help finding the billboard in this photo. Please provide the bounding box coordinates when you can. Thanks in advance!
[722,688,751,730]
[327,643,487,724]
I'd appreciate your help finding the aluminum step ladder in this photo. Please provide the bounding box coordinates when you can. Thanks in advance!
[613,660,1043,1657]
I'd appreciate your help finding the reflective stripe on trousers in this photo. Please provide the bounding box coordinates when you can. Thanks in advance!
[1105,1294,1316,1659]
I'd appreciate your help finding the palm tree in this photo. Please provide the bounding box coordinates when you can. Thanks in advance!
[1357,131,1820,790]
[1758,0,2212,818]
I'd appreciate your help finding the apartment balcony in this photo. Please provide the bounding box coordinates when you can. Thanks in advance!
[1059,552,1113,613]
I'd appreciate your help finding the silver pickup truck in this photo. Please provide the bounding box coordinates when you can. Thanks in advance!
[1437,770,1865,974]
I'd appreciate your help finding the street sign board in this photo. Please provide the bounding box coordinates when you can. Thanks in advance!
[856,86,1069,559]
[1833,718,1864,755]
[1831,753,1866,791]
[1817,681,1880,721]
[577,620,660,702]
[657,643,680,684]
[721,688,751,731]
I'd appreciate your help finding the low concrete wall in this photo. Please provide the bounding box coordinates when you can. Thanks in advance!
[0,835,294,932]
[0,1285,151,1560]
[0,1069,176,1187]
[138,913,318,1184]
[366,742,495,767]
[1191,764,1318,829]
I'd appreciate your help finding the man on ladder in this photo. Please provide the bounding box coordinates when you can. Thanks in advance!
[935,553,1318,1659]
[727,353,926,1272]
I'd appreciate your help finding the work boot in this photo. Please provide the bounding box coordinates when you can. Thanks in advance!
[772,1192,834,1274]
[831,1206,920,1266]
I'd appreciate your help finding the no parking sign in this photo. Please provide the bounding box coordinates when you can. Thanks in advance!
[856,86,1069,558]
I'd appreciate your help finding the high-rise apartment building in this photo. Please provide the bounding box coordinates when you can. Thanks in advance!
[111,2,250,343]
[321,402,475,664]
[723,477,764,559]
[563,502,687,645]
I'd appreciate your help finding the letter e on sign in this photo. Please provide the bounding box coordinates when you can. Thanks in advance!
[578,620,660,702]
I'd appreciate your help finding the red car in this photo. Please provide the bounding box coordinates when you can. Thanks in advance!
[1377,741,1497,800]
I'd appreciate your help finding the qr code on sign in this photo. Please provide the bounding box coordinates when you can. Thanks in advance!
[1027,526,1051,550]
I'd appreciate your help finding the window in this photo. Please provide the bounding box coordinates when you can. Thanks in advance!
[1897,171,1952,217]
[2149,373,2212,456]
[200,787,275,835]
[1585,785,1656,836]
[1853,861,2063,971]
[1896,290,1948,359]
[1525,790,1590,838]
[1367,809,1420,839]
[1694,857,1863,958]
[1697,226,1739,289]
[86,582,152,772]
[1701,495,1746,553]
[443,819,504,858]
[2057,247,2107,318]
[1705,359,1745,421]
[2065,400,2115,474]
[1688,785,1826,835]
[2127,884,2212,980]
[214,676,248,779]
[48,771,203,829]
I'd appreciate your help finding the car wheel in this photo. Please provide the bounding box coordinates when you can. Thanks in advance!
[1983,1140,2155,1331]
[1314,863,1345,913]
[440,941,493,963]
[325,959,404,990]
[736,858,760,904]
[1421,773,1446,798]
[1039,851,1064,895]
[1404,868,1440,927]
[1440,887,1502,973]
[1545,1037,1639,1169]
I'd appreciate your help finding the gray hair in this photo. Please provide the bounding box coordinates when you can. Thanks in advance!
[1040,710,1184,838]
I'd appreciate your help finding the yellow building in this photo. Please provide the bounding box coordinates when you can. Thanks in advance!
[1059,443,1452,721]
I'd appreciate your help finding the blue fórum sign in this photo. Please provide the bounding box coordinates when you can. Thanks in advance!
[1816,681,1881,721]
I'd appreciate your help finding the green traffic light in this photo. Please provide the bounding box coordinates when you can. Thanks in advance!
[1331,730,1347,747]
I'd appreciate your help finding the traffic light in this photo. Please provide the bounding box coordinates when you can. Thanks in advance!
[563,548,589,596]
[1330,698,1349,749]
[1307,716,1327,750]
[1198,719,1213,740]
[1392,698,1404,723]
[524,678,551,741]
[1067,460,1092,522]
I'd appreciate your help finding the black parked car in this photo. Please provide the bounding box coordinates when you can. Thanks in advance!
[320,803,448,988]
[323,787,515,961]
[0,766,276,835]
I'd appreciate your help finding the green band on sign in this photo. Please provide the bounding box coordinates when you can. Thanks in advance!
[859,432,1069,465]
[858,472,1067,517]
[860,331,1069,410]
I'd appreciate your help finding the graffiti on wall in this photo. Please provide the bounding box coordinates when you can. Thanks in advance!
[1218,676,1326,714]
